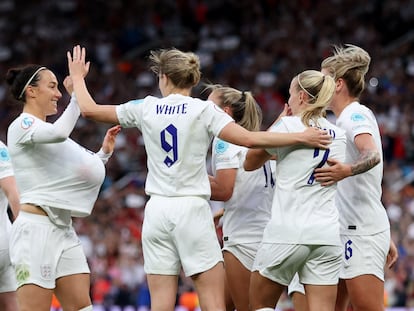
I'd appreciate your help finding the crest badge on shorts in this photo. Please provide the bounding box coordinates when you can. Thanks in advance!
[40,264,52,280]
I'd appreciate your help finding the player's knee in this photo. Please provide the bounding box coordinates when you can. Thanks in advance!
[78,305,93,311]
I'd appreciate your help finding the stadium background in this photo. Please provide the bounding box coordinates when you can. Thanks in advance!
[0,0,413,310]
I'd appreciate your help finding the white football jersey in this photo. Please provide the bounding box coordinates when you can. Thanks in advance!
[262,116,346,245]
[116,94,234,198]
[0,141,14,250]
[211,137,274,244]
[335,102,390,235]
[7,113,106,217]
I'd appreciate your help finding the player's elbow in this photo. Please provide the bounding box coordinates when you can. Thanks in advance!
[242,136,256,148]
[222,191,233,202]
[244,161,257,171]
[367,150,381,168]
[374,152,381,166]
[244,152,265,171]
[216,189,233,202]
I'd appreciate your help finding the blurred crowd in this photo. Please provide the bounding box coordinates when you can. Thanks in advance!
[1,0,414,309]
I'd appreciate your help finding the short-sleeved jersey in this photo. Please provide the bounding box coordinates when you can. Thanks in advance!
[211,137,274,244]
[335,102,390,235]
[262,116,346,245]
[116,94,234,198]
[7,113,105,217]
[0,141,14,250]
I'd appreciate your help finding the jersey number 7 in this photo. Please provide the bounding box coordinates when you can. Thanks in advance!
[307,148,330,185]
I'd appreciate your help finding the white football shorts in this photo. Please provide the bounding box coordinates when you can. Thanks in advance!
[142,195,223,276]
[253,243,342,286]
[9,212,89,289]
[339,229,390,281]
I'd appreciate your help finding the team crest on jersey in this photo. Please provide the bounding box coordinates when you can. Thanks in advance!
[0,147,10,161]
[350,113,365,122]
[21,116,35,129]
[215,139,229,154]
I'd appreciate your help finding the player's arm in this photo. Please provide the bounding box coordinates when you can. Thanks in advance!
[219,122,330,149]
[387,239,398,269]
[31,93,81,144]
[68,45,120,124]
[96,125,122,164]
[209,168,237,201]
[244,149,273,171]
[314,133,380,186]
[349,133,381,175]
[0,176,20,220]
[212,207,224,229]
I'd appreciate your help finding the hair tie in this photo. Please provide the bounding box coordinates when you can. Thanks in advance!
[241,91,246,102]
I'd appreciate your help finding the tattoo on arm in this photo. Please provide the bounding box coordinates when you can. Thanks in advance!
[350,150,381,176]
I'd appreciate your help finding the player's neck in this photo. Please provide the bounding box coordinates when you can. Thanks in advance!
[166,88,190,97]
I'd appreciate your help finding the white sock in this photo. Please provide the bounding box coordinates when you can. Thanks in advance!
[255,308,275,311]
[78,306,93,311]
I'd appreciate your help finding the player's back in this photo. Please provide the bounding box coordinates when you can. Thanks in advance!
[135,94,233,198]
[262,116,346,245]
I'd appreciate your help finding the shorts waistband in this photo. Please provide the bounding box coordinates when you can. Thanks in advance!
[17,211,52,224]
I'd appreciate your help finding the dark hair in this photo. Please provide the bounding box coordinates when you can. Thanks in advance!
[5,64,47,102]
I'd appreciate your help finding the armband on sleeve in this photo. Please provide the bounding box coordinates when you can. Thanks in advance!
[96,148,113,164]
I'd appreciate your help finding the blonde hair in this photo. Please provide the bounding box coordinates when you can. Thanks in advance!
[321,44,370,98]
[149,48,201,89]
[204,84,262,131]
[295,70,335,127]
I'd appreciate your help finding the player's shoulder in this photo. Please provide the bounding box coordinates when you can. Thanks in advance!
[213,137,243,155]
[0,140,7,149]
[342,101,372,119]
[274,116,302,131]
[9,113,37,132]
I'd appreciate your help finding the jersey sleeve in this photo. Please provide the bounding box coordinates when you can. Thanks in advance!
[0,142,14,179]
[202,101,234,137]
[265,117,290,156]
[116,98,145,130]
[338,106,375,141]
[213,139,242,170]
[96,148,113,165]
[29,94,80,144]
